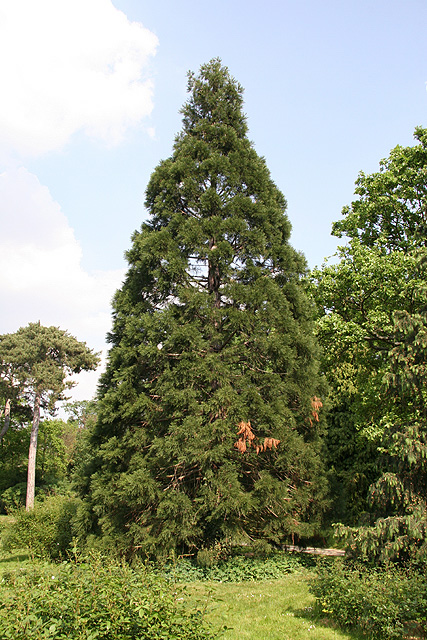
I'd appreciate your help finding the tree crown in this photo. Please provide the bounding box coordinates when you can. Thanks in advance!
[0,322,100,408]
[332,127,427,252]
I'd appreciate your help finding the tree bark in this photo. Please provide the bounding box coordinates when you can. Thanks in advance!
[0,398,11,441]
[26,391,41,510]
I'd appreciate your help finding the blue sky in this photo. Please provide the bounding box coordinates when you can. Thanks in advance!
[1,0,426,401]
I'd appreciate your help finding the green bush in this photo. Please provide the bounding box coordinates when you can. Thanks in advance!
[0,481,70,514]
[196,540,231,568]
[0,555,216,640]
[310,559,427,639]
[2,495,80,560]
[160,551,308,583]
[0,482,27,513]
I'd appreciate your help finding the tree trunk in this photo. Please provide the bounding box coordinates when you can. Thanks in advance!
[208,238,221,308]
[26,391,41,510]
[0,398,11,441]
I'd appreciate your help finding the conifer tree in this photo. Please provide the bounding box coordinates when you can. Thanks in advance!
[0,322,99,510]
[83,60,328,555]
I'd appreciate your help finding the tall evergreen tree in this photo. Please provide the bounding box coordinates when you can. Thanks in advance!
[83,60,328,556]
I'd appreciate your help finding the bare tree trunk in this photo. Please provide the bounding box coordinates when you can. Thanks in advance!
[0,398,11,441]
[26,392,41,511]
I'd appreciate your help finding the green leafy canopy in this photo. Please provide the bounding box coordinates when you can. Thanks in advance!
[312,127,427,561]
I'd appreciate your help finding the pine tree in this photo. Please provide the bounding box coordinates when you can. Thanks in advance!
[0,322,99,510]
[83,60,328,556]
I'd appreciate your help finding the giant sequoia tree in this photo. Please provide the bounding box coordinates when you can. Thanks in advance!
[84,60,328,555]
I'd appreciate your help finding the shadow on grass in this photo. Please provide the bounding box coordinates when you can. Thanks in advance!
[293,604,367,640]
[0,551,31,565]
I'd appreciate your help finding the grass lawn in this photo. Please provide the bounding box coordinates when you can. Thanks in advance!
[183,574,365,640]
[0,513,363,640]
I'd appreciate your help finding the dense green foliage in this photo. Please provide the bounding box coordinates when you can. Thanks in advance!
[0,556,216,640]
[2,495,80,560]
[0,419,74,513]
[0,402,96,513]
[312,127,427,561]
[0,541,359,640]
[158,550,310,583]
[79,59,328,556]
[311,559,427,639]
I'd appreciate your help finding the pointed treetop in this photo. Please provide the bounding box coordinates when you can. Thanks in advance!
[180,58,247,138]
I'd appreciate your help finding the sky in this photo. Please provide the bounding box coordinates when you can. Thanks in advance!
[1,0,426,404]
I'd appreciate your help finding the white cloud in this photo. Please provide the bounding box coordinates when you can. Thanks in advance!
[0,0,158,159]
[0,167,125,400]
[0,1,156,400]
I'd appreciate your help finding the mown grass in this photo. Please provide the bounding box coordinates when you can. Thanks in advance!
[183,574,365,640]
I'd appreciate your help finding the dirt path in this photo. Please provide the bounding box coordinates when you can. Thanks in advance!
[284,545,345,556]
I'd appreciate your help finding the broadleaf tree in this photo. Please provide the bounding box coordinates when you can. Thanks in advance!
[0,322,100,510]
[312,127,427,561]
[82,60,328,556]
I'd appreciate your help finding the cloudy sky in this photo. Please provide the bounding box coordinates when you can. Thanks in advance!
[1,0,426,403]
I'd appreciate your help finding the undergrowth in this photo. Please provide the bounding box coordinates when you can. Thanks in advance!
[310,558,427,640]
[2,496,79,560]
[0,554,218,640]
[158,551,312,582]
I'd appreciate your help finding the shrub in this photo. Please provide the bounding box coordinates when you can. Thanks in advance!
[196,540,232,568]
[0,481,72,515]
[0,482,27,513]
[310,559,427,639]
[160,551,308,583]
[0,555,216,640]
[2,495,80,560]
